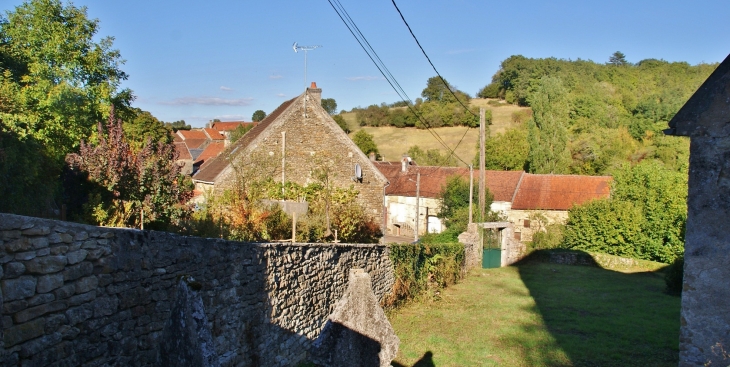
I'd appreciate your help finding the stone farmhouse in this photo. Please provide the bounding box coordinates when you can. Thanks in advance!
[375,160,611,241]
[192,83,389,226]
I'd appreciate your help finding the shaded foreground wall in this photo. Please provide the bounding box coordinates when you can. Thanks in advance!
[0,213,393,366]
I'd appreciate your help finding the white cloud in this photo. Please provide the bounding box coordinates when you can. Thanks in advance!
[276,93,286,98]
[446,48,476,55]
[346,76,383,81]
[159,97,253,106]
[220,86,233,91]
[270,74,283,79]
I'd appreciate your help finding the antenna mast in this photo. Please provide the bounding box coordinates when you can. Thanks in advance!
[292,42,322,90]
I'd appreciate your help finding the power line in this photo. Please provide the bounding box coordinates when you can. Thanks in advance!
[325,0,470,167]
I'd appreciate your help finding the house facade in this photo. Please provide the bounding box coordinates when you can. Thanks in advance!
[192,83,388,226]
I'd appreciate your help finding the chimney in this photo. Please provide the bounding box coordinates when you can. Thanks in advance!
[369,152,376,162]
[401,155,408,172]
[307,82,322,104]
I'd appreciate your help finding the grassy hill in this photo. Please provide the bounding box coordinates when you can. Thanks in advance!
[341,99,531,166]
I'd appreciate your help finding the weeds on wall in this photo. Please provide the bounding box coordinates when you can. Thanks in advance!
[384,243,465,310]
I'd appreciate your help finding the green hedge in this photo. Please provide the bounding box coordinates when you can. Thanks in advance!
[384,243,465,309]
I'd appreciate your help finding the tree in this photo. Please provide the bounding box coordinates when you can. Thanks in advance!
[321,98,337,115]
[421,76,470,104]
[332,114,351,134]
[252,110,266,122]
[0,0,131,160]
[165,120,191,131]
[609,51,628,66]
[352,130,379,157]
[229,123,254,143]
[65,108,192,229]
[122,108,171,151]
[526,76,571,174]
[473,128,529,171]
[436,175,494,239]
[407,145,457,166]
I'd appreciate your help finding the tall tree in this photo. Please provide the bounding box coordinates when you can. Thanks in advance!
[421,76,470,104]
[0,0,131,160]
[321,98,337,115]
[609,51,628,66]
[352,130,379,157]
[252,110,266,122]
[526,76,571,174]
[122,108,171,151]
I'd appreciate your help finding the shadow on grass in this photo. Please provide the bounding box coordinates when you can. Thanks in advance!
[392,351,435,367]
[513,250,680,367]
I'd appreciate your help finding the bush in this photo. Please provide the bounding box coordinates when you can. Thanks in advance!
[530,223,565,250]
[664,255,684,295]
[384,243,464,310]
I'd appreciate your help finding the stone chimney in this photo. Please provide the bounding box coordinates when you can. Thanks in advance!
[369,152,376,162]
[307,82,322,104]
[401,155,411,172]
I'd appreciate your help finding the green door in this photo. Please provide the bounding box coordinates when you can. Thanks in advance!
[482,249,501,268]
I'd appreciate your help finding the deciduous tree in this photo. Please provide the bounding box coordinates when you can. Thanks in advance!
[252,110,266,122]
[526,76,571,174]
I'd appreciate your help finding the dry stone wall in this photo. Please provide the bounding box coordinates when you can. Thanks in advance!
[0,213,393,366]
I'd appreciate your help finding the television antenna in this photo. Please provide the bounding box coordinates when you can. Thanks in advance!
[293,42,322,90]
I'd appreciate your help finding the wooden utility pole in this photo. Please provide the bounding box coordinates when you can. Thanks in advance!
[469,165,474,224]
[479,108,486,220]
[414,172,420,242]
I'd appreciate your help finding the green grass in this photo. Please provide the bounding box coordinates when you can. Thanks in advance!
[389,262,680,367]
[341,100,531,166]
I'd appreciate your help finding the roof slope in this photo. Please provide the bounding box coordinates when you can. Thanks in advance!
[667,53,729,137]
[211,121,256,131]
[511,174,611,210]
[192,97,298,183]
[177,129,207,140]
[376,164,524,202]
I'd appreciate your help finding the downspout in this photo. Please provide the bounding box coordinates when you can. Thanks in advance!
[383,181,390,237]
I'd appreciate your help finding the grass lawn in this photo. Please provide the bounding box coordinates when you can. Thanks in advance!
[389,262,680,367]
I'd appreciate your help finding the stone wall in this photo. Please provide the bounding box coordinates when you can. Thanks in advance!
[0,213,394,366]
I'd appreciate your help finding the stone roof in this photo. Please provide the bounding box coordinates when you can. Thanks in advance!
[510,174,611,210]
[667,53,729,137]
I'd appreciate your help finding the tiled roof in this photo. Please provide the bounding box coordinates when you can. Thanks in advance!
[177,129,207,140]
[377,165,524,202]
[193,98,297,183]
[194,141,226,165]
[173,142,192,160]
[184,139,208,150]
[511,174,612,210]
[210,121,256,131]
[203,128,225,140]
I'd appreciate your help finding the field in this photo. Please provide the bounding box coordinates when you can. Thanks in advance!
[341,99,530,166]
[389,260,680,367]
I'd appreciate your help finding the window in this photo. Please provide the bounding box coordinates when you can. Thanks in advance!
[524,219,531,228]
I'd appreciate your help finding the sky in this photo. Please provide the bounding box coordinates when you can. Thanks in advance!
[3,0,729,127]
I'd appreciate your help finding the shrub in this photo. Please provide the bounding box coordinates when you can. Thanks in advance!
[664,255,684,295]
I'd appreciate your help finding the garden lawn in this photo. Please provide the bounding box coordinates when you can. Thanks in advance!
[389,262,680,367]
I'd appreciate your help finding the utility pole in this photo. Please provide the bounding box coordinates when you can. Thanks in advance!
[414,171,420,242]
[479,108,486,221]
[281,131,286,195]
[469,165,474,224]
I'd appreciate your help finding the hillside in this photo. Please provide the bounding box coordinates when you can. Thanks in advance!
[341,99,531,166]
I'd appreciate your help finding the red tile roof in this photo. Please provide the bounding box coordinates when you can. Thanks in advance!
[511,174,612,210]
[174,142,192,160]
[177,129,208,140]
[210,121,256,131]
[204,128,225,140]
[183,139,208,150]
[194,141,226,166]
[376,164,524,202]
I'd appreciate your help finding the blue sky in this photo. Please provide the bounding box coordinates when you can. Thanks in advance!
[4,0,729,127]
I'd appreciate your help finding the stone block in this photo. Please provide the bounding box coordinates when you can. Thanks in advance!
[66,305,93,325]
[53,284,76,300]
[2,230,21,240]
[48,233,73,244]
[37,273,64,294]
[14,251,36,261]
[66,250,88,265]
[80,239,97,249]
[4,317,45,347]
[14,301,66,324]
[2,276,37,301]
[3,299,28,314]
[93,296,119,318]
[45,314,67,334]
[73,231,89,241]
[21,226,50,236]
[5,237,31,253]
[50,245,69,255]
[68,291,96,306]
[27,293,55,307]
[19,332,62,358]
[62,261,93,281]
[4,262,26,278]
[75,276,99,294]
[29,236,49,250]
[25,255,68,274]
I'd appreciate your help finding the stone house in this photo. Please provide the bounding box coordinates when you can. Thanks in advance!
[172,128,227,175]
[192,83,388,226]
[664,53,730,367]
[375,161,611,241]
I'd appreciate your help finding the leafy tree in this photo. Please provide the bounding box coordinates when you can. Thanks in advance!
[165,120,191,131]
[352,129,379,157]
[526,76,571,174]
[436,175,495,239]
[252,110,266,122]
[122,108,171,151]
[229,123,254,143]
[65,108,192,229]
[332,114,351,134]
[609,51,628,66]
[421,76,470,104]
[473,128,529,171]
[321,98,337,115]
[0,0,131,160]
[407,145,457,166]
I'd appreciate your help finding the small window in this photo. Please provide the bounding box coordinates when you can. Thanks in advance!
[524,219,531,228]
[514,232,522,241]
